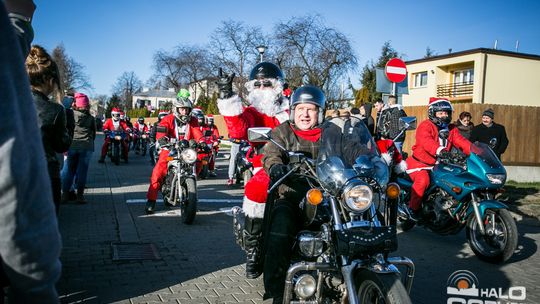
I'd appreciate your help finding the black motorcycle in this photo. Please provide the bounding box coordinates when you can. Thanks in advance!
[160,139,198,224]
[230,139,254,187]
[238,117,415,304]
[106,130,126,165]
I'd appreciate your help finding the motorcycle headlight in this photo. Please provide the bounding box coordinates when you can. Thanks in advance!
[114,135,122,141]
[342,183,373,212]
[486,174,506,185]
[297,231,324,258]
[294,274,317,299]
[181,148,197,164]
[142,134,147,139]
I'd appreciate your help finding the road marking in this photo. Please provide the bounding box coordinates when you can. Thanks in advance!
[127,198,242,204]
[141,207,238,217]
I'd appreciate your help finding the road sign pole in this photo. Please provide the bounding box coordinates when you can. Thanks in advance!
[392,82,396,96]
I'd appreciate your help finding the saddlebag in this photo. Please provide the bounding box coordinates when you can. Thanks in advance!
[335,226,397,256]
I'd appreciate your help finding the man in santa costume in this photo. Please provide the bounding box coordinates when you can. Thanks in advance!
[405,98,471,220]
[99,107,131,163]
[216,62,289,279]
[145,91,202,214]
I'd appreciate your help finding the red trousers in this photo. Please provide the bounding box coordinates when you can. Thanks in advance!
[101,137,128,160]
[147,149,170,201]
[408,169,431,211]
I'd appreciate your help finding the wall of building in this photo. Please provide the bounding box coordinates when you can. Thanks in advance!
[483,54,540,106]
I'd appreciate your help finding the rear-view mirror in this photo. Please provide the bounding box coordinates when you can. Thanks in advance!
[248,127,272,143]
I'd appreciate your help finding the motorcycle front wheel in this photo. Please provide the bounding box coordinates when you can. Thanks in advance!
[114,143,120,166]
[180,178,197,225]
[356,270,412,304]
[466,208,518,263]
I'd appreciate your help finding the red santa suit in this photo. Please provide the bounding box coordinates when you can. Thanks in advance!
[101,118,131,160]
[406,119,471,210]
[134,121,149,135]
[218,94,289,219]
[146,114,202,201]
[376,139,407,174]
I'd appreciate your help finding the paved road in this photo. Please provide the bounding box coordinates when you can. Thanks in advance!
[56,134,540,304]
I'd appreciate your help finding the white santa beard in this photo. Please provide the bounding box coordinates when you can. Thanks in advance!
[248,89,282,116]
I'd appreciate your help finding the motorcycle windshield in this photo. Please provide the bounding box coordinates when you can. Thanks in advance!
[316,116,388,195]
[470,142,502,168]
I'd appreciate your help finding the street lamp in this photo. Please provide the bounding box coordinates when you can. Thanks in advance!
[256,45,267,63]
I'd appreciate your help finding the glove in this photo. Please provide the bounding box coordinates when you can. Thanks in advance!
[216,68,235,99]
[158,136,169,147]
[198,142,208,150]
[439,150,452,160]
[269,164,289,182]
[189,139,198,149]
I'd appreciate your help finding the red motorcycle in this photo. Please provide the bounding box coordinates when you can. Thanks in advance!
[196,130,220,179]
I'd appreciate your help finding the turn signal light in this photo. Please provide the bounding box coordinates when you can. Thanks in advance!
[306,189,323,206]
[452,187,462,194]
[166,156,174,162]
[386,183,400,200]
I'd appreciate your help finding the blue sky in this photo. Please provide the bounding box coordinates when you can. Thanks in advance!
[32,0,540,97]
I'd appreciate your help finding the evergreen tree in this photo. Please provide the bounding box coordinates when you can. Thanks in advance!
[359,41,400,103]
[206,92,219,115]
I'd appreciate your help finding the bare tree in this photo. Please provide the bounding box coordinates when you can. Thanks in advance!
[209,20,267,97]
[273,15,357,107]
[52,44,93,92]
[112,71,142,110]
[150,50,183,91]
[175,45,213,101]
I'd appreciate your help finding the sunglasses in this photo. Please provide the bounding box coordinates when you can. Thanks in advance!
[112,114,120,117]
[254,80,273,88]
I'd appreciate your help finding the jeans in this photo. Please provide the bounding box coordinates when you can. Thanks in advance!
[61,149,93,194]
[228,142,240,179]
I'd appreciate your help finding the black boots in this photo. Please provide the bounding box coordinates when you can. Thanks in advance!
[145,200,156,214]
[244,216,263,279]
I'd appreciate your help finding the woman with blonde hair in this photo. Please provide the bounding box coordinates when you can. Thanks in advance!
[26,44,72,214]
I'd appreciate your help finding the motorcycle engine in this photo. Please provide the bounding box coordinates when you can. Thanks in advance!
[426,189,457,225]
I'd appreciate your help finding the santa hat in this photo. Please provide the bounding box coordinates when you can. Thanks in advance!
[376,139,393,165]
[429,97,451,106]
[242,169,270,219]
[111,107,121,115]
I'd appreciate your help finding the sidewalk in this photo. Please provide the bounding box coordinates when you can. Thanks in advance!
[56,136,266,304]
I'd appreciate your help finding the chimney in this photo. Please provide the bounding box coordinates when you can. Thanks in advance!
[493,39,498,49]
[448,48,452,54]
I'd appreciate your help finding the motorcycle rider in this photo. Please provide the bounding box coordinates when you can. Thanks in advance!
[145,90,202,214]
[205,114,220,177]
[133,116,149,153]
[149,110,169,165]
[261,85,326,304]
[99,107,131,163]
[405,98,471,220]
[217,62,289,278]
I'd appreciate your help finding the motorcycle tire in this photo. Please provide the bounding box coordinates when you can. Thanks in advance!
[181,178,197,225]
[114,144,120,166]
[242,170,253,188]
[399,219,416,232]
[355,269,412,304]
[142,144,147,156]
[466,208,518,263]
[200,165,208,179]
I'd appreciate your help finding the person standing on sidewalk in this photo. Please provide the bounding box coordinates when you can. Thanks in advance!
[470,108,509,160]
[1,1,62,302]
[26,44,72,214]
[61,92,96,204]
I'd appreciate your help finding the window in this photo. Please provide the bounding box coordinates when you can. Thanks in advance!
[453,68,474,85]
[413,71,428,87]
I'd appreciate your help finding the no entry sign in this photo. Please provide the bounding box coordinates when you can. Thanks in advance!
[385,58,407,83]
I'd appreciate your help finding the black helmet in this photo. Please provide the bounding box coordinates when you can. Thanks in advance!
[428,99,453,128]
[138,117,144,124]
[249,62,284,81]
[289,85,326,125]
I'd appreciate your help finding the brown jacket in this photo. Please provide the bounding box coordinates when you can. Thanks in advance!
[262,123,320,201]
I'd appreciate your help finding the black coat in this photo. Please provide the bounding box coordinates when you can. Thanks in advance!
[32,91,72,178]
[470,122,509,159]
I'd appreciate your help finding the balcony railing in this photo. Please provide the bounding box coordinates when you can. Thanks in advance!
[437,82,474,98]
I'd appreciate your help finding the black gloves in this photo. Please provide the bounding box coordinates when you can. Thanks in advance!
[269,164,289,182]
[216,68,235,99]
[438,150,452,160]
[158,136,169,146]
[189,139,198,149]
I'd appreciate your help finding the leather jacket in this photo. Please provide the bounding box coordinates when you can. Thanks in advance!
[32,90,72,178]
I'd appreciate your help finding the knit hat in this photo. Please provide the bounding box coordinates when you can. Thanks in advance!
[482,108,494,119]
[74,92,89,108]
